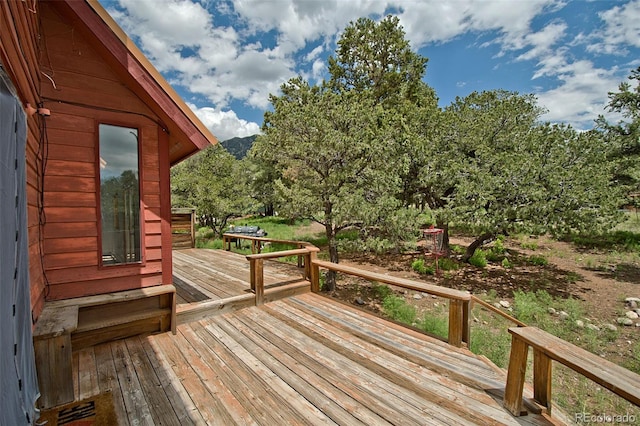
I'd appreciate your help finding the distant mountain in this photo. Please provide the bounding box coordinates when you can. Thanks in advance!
[220,135,258,159]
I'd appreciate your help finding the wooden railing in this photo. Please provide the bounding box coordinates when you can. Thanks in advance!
[246,247,319,305]
[234,236,640,419]
[223,233,313,267]
[311,259,471,347]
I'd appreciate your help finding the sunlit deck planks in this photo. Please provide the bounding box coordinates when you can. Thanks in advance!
[75,293,559,425]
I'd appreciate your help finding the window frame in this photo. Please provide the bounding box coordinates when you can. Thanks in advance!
[96,122,145,268]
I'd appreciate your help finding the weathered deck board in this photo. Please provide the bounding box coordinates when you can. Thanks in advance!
[76,292,559,425]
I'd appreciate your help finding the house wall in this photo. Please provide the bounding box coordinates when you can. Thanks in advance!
[39,3,170,300]
[0,1,47,320]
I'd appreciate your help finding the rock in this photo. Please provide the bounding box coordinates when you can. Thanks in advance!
[625,297,640,304]
[626,311,639,320]
[630,300,639,309]
[413,293,423,300]
[604,324,618,332]
[434,302,440,307]
[617,317,626,325]
[421,292,429,297]
[493,303,502,309]
[548,307,557,315]
[586,324,600,331]
[354,297,365,306]
[432,295,437,299]
[559,311,570,321]
[623,318,634,326]
[499,300,511,308]
[575,320,585,328]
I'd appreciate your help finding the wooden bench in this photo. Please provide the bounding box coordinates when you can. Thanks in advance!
[33,305,79,409]
[33,285,176,409]
[504,326,640,416]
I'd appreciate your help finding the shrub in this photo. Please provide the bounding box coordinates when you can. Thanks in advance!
[438,257,459,271]
[528,255,548,266]
[419,313,448,339]
[372,282,392,299]
[382,295,417,324]
[469,249,487,268]
[501,258,512,268]
[411,258,435,275]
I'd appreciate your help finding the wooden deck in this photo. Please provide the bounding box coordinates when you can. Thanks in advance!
[62,249,568,425]
[72,291,563,425]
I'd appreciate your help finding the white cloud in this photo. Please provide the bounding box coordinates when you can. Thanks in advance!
[190,104,261,141]
[104,0,638,134]
[396,0,558,48]
[588,0,640,55]
[535,61,620,129]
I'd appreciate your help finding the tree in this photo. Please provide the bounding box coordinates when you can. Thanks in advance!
[596,67,640,197]
[171,144,254,237]
[436,90,623,261]
[252,78,400,290]
[328,15,440,222]
[328,15,428,106]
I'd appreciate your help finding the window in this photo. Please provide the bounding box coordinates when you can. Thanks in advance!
[99,124,141,265]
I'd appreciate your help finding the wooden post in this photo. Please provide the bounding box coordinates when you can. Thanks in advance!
[462,299,470,346]
[190,208,195,248]
[448,299,464,347]
[504,335,529,416]
[533,349,552,413]
[310,252,320,293]
[250,258,264,305]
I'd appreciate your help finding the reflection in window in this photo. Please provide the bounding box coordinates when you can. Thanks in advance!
[99,124,141,265]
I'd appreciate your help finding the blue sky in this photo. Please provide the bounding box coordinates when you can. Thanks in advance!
[99,0,640,141]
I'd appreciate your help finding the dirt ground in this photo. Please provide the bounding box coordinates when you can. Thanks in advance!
[324,234,640,362]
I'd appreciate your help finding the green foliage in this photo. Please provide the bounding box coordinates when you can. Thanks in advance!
[470,326,512,369]
[566,229,640,253]
[501,258,512,268]
[596,66,640,196]
[419,313,448,340]
[527,255,549,266]
[437,257,459,271]
[328,15,428,107]
[371,282,392,299]
[434,90,624,259]
[468,249,487,268]
[172,145,254,237]
[382,295,417,324]
[513,290,554,324]
[411,258,435,275]
[450,244,465,255]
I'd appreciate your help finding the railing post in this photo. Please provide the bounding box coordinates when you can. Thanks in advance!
[309,255,320,293]
[448,299,464,347]
[504,335,529,416]
[462,299,471,346]
[533,349,552,413]
[249,258,264,305]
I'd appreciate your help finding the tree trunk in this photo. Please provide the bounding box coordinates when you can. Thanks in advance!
[436,220,450,256]
[323,224,338,292]
[462,232,495,263]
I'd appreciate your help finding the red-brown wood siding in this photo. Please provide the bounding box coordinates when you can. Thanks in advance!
[0,1,46,320]
[38,2,169,300]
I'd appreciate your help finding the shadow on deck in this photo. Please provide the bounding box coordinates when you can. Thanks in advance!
[67,249,566,425]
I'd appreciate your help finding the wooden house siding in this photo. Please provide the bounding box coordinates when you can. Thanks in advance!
[38,3,169,300]
[0,1,47,319]
[2,0,215,320]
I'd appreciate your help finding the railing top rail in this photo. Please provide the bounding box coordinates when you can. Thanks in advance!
[223,233,315,247]
[471,295,526,327]
[246,247,318,261]
[313,259,471,301]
